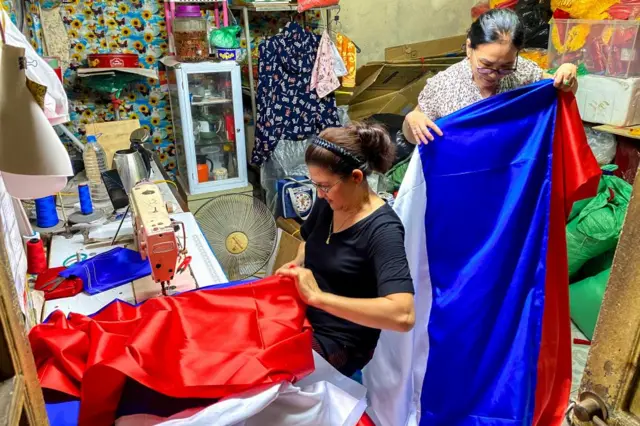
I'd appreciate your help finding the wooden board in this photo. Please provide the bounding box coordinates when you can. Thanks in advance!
[593,124,640,141]
[85,119,141,169]
[0,180,48,424]
[0,376,24,426]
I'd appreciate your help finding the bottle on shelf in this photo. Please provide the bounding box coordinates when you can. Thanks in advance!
[83,135,109,201]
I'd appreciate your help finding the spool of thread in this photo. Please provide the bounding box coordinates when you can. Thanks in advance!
[78,184,94,215]
[34,196,59,228]
[26,238,47,274]
[22,231,41,245]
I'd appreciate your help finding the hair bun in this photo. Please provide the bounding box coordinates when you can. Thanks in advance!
[352,122,396,174]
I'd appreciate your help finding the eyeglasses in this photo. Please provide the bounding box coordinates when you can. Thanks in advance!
[310,178,343,194]
[473,54,518,76]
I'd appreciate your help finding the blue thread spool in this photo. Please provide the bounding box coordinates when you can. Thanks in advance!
[34,196,59,228]
[78,184,94,215]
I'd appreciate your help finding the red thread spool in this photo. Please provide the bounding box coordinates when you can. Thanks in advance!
[26,238,47,275]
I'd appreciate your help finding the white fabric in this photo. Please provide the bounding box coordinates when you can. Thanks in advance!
[1,9,69,125]
[363,150,432,426]
[116,351,367,426]
[330,40,348,78]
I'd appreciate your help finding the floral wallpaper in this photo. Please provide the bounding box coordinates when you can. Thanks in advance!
[57,0,176,172]
[1,0,323,174]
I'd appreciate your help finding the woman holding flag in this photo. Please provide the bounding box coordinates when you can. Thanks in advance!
[403,8,579,144]
[277,122,415,377]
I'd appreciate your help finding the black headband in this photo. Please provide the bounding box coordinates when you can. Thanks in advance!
[311,136,366,169]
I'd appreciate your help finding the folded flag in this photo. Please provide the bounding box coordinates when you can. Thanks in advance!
[363,80,601,426]
[29,276,314,426]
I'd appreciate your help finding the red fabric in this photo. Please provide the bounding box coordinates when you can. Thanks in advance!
[35,267,83,301]
[29,276,314,426]
[614,137,640,185]
[357,413,376,426]
[297,0,340,12]
[532,92,601,426]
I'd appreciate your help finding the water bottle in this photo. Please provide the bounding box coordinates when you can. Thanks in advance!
[83,135,109,200]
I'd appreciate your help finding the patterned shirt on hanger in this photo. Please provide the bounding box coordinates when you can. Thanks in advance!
[252,22,340,166]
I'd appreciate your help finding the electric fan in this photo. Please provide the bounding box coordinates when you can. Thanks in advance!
[195,194,278,281]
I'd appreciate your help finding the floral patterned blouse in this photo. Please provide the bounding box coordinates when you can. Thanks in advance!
[418,57,544,121]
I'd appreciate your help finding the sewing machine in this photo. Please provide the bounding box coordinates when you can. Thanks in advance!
[130,182,187,295]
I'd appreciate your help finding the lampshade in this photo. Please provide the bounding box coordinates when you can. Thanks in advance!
[0,42,73,199]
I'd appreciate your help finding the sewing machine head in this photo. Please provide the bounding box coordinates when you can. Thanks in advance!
[130,182,185,294]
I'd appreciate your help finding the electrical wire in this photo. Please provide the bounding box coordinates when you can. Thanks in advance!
[153,179,178,189]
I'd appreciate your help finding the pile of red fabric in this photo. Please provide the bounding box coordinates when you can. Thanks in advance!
[30,276,314,426]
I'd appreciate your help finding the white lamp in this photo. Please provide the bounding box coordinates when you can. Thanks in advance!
[0,27,72,199]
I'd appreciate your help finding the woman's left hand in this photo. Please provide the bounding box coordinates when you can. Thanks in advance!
[553,63,578,92]
[276,266,323,306]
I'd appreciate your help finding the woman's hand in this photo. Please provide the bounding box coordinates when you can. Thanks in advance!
[405,109,443,145]
[275,261,301,276]
[553,63,578,93]
[277,266,323,306]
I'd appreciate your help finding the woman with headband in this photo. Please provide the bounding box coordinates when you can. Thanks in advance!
[277,122,415,377]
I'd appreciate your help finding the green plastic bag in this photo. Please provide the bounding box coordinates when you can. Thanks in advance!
[385,156,411,193]
[210,25,241,49]
[566,165,631,277]
[570,264,611,340]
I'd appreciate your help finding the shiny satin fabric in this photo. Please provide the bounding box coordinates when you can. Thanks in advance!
[532,91,600,426]
[29,276,314,426]
[419,80,600,425]
[58,247,152,295]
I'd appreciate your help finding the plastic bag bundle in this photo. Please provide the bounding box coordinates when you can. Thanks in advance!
[490,0,518,8]
[585,126,617,165]
[607,0,640,19]
[566,165,632,277]
[570,265,611,339]
[210,26,241,49]
[551,0,620,19]
[515,0,553,48]
[297,0,339,12]
[471,0,491,20]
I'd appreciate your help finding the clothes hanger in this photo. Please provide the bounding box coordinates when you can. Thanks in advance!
[319,8,362,54]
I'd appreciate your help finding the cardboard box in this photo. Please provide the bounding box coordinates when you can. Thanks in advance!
[576,75,640,127]
[340,62,458,121]
[385,34,467,63]
[338,35,466,121]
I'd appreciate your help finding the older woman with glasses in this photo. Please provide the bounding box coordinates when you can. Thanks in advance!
[404,8,579,144]
[276,122,415,377]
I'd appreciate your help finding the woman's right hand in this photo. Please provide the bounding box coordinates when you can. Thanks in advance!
[405,110,443,144]
[275,261,301,276]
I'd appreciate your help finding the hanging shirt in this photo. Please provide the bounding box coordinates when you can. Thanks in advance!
[252,22,340,166]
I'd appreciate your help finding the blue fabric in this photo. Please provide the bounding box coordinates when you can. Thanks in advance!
[46,401,80,426]
[59,247,151,295]
[251,21,340,165]
[420,80,557,425]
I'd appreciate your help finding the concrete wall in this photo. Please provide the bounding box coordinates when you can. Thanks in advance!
[336,0,476,64]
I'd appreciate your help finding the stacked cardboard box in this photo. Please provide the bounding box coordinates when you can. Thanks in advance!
[339,35,466,121]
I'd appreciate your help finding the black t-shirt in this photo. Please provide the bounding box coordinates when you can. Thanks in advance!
[300,198,414,353]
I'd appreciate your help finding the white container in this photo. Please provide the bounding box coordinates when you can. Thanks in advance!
[576,75,640,127]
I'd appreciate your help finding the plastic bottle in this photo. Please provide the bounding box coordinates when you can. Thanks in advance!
[83,135,109,200]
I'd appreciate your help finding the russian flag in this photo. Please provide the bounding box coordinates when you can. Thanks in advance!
[363,80,600,426]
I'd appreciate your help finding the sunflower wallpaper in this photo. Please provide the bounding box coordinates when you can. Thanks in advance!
[1,0,322,174]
